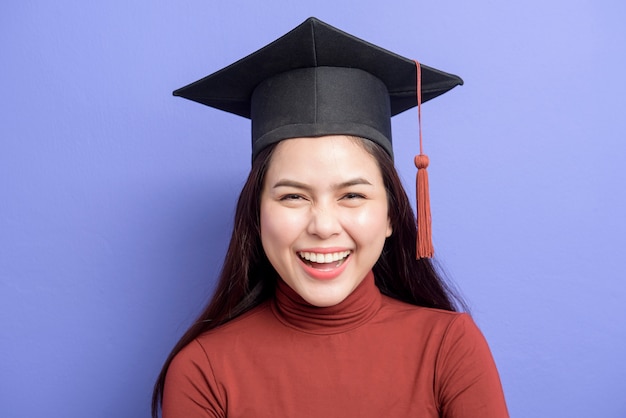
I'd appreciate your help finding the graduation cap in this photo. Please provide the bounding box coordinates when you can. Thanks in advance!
[173,17,462,159]
[174,17,463,258]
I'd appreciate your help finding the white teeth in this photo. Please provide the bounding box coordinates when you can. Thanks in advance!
[299,250,351,263]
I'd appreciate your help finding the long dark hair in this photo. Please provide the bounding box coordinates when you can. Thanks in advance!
[151,137,466,417]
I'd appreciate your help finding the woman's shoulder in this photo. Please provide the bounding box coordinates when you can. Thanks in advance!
[380,293,465,318]
[378,294,479,337]
[198,300,274,340]
[170,301,274,368]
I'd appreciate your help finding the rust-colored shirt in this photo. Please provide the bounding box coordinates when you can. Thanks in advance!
[163,273,508,417]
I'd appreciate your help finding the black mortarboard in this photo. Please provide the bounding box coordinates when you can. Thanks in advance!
[173,17,463,160]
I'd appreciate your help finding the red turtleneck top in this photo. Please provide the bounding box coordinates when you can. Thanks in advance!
[162,273,508,417]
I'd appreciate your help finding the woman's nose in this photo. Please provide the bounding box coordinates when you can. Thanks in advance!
[306,205,341,239]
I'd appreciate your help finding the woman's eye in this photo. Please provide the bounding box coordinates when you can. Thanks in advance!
[280,194,303,201]
[342,193,365,200]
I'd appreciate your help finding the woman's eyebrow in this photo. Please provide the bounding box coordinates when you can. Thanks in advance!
[272,177,372,190]
[335,177,373,188]
[272,179,311,190]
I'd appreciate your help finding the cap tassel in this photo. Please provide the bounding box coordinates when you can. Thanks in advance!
[414,154,433,258]
[414,61,434,259]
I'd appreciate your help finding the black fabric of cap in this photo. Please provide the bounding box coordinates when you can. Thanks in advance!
[173,17,463,159]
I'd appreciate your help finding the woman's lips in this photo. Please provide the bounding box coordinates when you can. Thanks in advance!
[297,250,351,280]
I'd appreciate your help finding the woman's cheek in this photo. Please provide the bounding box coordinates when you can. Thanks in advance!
[263,204,307,238]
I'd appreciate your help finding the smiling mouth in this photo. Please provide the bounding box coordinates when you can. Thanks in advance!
[298,250,351,268]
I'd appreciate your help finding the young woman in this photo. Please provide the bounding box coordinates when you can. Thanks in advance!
[153,17,508,418]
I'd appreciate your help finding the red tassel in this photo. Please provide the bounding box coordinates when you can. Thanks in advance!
[414,60,434,259]
[414,155,433,258]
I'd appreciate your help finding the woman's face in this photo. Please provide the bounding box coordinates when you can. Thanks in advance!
[260,135,392,307]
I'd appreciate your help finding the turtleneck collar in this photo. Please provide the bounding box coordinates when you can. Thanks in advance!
[271,271,382,335]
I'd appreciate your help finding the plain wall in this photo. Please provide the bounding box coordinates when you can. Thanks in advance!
[1,1,625,417]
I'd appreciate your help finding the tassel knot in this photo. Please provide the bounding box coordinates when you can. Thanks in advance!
[414,154,429,169]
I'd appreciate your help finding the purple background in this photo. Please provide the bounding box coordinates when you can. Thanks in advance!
[2,1,625,417]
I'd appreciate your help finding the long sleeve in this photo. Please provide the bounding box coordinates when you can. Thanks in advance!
[162,340,225,418]
[435,314,509,418]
